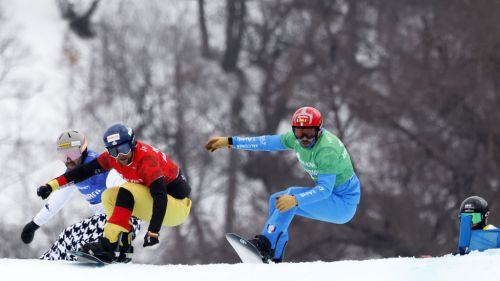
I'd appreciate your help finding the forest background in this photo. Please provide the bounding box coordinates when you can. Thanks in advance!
[1,0,499,264]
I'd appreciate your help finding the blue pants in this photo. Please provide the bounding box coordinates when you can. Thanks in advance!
[261,174,361,260]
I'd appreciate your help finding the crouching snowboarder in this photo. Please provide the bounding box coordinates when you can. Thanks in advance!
[21,129,140,261]
[35,124,192,263]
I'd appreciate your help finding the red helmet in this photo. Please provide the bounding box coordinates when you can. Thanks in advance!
[292,107,323,128]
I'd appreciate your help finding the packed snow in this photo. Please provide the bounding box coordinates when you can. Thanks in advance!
[1,249,500,281]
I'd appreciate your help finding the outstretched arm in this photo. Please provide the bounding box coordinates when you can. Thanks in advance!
[205,135,287,152]
[38,158,109,200]
[231,135,287,151]
[54,158,107,189]
[23,185,77,243]
[33,185,76,226]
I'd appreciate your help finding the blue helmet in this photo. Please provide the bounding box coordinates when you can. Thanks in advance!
[103,124,135,157]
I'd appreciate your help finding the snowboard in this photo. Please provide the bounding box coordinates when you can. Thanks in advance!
[69,250,113,265]
[225,233,267,264]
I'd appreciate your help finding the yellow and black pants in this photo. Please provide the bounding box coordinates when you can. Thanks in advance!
[102,177,192,243]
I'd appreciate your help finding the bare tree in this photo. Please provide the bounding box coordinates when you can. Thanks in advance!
[56,0,100,38]
[197,0,212,59]
[59,0,500,264]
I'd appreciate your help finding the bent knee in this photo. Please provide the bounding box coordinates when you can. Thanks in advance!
[102,187,119,202]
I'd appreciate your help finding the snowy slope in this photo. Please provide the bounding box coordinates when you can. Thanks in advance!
[2,250,500,281]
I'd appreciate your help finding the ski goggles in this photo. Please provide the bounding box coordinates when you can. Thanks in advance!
[293,127,317,140]
[107,142,132,158]
[461,212,483,224]
[57,147,82,162]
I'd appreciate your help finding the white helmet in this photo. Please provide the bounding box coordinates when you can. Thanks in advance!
[56,130,88,162]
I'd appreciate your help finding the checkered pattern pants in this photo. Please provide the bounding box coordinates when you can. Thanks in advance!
[39,214,141,261]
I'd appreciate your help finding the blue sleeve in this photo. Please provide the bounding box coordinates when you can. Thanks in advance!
[458,214,472,255]
[75,149,108,205]
[232,135,287,151]
[294,174,336,206]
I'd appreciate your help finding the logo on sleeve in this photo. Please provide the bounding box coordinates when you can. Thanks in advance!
[266,224,276,233]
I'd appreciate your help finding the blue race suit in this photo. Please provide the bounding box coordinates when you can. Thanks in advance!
[74,149,109,206]
[232,132,361,260]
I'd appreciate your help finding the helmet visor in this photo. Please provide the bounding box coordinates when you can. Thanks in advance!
[57,147,82,162]
[462,212,483,224]
[107,142,132,158]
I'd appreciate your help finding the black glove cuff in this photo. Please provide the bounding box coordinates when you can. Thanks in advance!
[228,137,233,145]
[147,226,161,234]
[27,220,40,231]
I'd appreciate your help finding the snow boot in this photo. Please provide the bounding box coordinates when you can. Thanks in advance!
[81,236,117,263]
[248,235,274,263]
[116,232,134,263]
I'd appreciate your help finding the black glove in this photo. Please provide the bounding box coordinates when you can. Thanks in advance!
[21,220,40,244]
[37,184,52,199]
[143,231,160,247]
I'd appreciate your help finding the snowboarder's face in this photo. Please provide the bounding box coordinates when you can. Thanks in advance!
[63,156,83,170]
[58,147,83,170]
[107,142,133,165]
[115,150,133,166]
[293,127,317,148]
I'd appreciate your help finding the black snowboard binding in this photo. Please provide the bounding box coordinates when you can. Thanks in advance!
[81,236,117,263]
[248,235,274,263]
[115,231,134,263]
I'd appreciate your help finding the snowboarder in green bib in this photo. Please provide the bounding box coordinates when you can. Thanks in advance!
[205,106,361,262]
